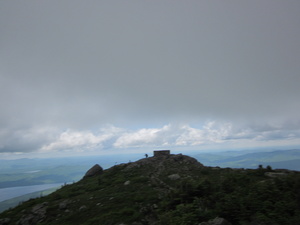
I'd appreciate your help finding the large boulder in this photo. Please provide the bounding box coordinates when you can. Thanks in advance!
[84,164,103,178]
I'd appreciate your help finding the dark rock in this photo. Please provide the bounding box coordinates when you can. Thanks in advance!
[84,164,103,177]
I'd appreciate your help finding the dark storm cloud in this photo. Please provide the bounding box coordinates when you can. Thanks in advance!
[0,1,300,154]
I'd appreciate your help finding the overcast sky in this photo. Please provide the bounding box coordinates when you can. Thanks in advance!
[1,1,300,158]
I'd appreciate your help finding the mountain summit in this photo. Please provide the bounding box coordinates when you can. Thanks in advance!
[1,151,300,225]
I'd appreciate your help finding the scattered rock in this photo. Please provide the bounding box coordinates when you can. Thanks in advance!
[265,172,288,178]
[17,214,35,225]
[0,218,10,225]
[59,200,70,210]
[199,217,232,225]
[17,202,48,225]
[124,180,131,185]
[168,174,181,180]
[84,164,103,177]
[139,206,148,213]
[79,205,87,212]
[32,202,48,214]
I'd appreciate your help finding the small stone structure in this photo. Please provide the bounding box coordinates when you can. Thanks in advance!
[153,150,171,157]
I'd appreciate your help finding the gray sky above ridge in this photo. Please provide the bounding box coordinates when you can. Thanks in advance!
[0,1,300,157]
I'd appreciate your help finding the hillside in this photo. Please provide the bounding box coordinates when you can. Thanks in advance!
[1,152,300,225]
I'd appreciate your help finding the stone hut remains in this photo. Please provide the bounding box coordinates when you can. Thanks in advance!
[154,150,171,157]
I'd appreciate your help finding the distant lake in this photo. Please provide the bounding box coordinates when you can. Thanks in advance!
[0,183,62,202]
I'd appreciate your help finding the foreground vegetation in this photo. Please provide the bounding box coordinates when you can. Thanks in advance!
[1,154,300,225]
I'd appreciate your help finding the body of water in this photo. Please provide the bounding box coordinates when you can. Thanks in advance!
[0,183,62,202]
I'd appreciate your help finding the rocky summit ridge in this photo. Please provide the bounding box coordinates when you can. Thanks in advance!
[1,151,300,225]
[123,153,204,173]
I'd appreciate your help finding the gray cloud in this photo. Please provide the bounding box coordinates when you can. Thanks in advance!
[1,1,300,155]
[0,126,57,153]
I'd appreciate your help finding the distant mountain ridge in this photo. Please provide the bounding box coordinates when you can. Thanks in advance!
[0,154,142,189]
[192,149,300,170]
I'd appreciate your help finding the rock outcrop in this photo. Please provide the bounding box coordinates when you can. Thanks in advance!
[124,153,204,173]
[84,164,103,178]
[17,202,48,225]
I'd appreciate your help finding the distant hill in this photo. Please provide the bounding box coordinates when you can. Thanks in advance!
[0,154,142,189]
[1,152,300,225]
[192,149,300,170]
